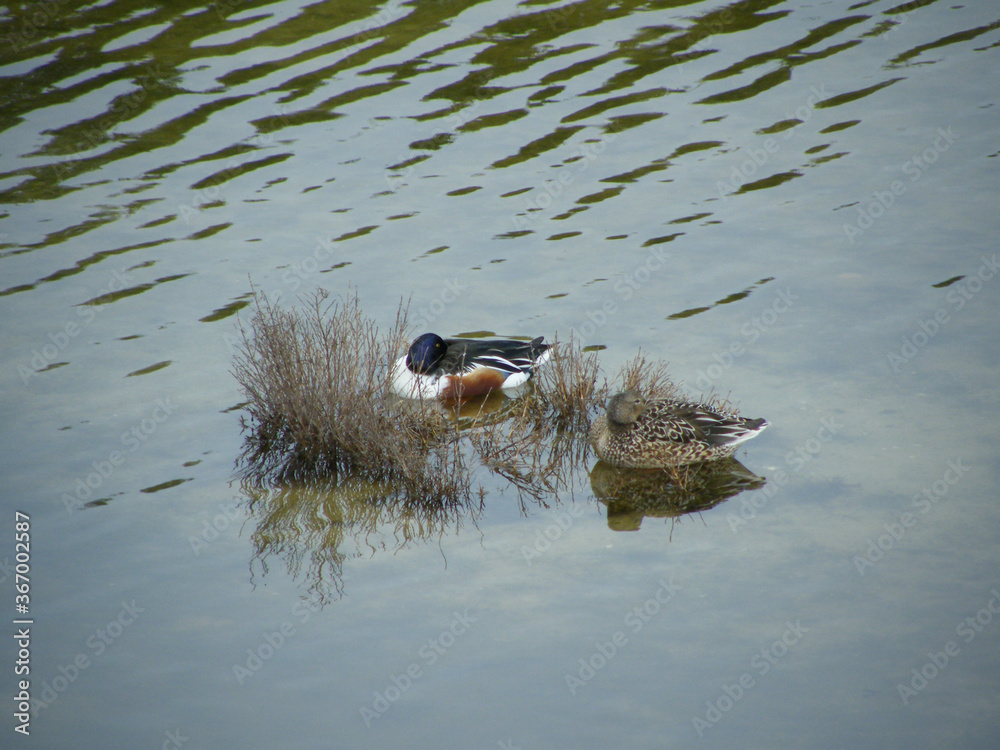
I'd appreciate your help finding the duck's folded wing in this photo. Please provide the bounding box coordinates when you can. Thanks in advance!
[445,339,548,374]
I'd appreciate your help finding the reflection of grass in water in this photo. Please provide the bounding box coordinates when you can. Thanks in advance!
[243,476,482,604]
[467,336,603,507]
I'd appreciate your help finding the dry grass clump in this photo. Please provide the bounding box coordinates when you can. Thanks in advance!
[612,350,739,413]
[532,336,606,428]
[233,290,474,502]
[242,477,482,603]
[612,352,682,400]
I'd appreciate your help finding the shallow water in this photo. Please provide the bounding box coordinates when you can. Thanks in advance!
[2,0,1000,747]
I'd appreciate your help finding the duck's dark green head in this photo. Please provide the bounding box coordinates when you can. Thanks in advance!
[406,333,448,374]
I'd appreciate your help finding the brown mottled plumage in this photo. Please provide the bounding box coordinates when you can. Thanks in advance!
[589,390,768,468]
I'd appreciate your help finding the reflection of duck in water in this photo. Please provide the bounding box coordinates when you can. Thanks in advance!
[590,458,766,531]
[391,333,551,400]
[589,390,768,468]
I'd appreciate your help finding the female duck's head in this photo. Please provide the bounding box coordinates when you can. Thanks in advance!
[607,390,646,426]
[405,333,448,374]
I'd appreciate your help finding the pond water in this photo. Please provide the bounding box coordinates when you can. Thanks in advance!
[2,0,999,747]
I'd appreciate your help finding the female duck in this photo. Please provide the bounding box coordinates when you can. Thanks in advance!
[391,333,551,400]
[590,390,768,468]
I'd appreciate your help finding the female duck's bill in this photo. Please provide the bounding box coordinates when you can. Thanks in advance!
[391,333,551,400]
[589,390,769,468]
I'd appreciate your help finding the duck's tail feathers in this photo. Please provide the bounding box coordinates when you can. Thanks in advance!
[708,417,769,447]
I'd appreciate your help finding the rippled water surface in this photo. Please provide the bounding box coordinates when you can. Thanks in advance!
[3,0,1000,747]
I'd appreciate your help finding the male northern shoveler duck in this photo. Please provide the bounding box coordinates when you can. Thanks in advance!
[589,390,768,468]
[390,333,551,400]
